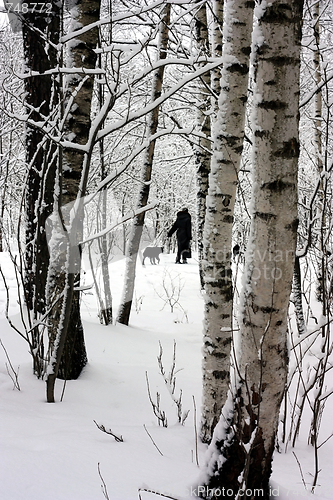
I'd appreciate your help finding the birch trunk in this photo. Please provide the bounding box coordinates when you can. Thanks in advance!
[22,2,60,313]
[97,19,113,326]
[290,0,323,338]
[313,1,323,183]
[46,0,101,399]
[293,255,306,334]
[200,0,253,444]
[117,4,170,325]
[194,2,211,290]
[58,0,101,380]
[312,1,327,336]
[200,0,303,496]
[22,3,60,377]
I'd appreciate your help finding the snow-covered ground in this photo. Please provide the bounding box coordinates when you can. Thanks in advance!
[0,252,332,500]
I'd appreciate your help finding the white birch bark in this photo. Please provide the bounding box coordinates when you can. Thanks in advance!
[200,0,253,444]
[194,2,212,290]
[46,0,101,401]
[117,4,170,325]
[211,0,224,115]
[200,0,303,496]
[312,1,327,332]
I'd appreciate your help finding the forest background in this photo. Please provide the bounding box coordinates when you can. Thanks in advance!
[0,0,332,499]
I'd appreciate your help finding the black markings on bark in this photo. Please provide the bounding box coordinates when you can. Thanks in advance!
[255,129,269,138]
[273,138,300,158]
[258,100,287,110]
[241,45,252,56]
[223,215,234,224]
[262,178,294,192]
[212,370,229,380]
[254,211,277,221]
[222,194,232,207]
[260,306,277,314]
[262,3,292,23]
[212,351,228,359]
[206,301,219,309]
[227,63,249,75]
[285,218,299,232]
[220,336,232,347]
[267,56,298,67]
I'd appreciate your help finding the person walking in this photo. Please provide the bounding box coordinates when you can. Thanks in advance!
[167,208,192,264]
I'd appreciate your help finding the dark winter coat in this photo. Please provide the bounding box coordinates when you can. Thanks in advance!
[167,211,192,256]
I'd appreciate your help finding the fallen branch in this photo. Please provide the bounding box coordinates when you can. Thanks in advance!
[93,420,124,442]
[138,487,182,500]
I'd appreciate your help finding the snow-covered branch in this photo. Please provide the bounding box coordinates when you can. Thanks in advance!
[97,58,223,140]
[80,203,157,246]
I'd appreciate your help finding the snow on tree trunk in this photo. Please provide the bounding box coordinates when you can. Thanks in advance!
[194,2,211,290]
[22,3,60,377]
[22,6,60,293]
[199,0,303,497]
[117,3,171,326]
[46,0,101,399]
[58,0,101,380]
[200,0,253,444]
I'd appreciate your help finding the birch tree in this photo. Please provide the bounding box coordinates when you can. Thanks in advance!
[199,0,303,497]
[292,0,322,337]
[200,0,253,444]
[46,0,101,399]
[22,2,60,313]
[194,1,212,290]
[95,10,113,326]
[117,3,171,325]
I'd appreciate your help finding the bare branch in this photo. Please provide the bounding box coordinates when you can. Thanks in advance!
[93,420,124,442]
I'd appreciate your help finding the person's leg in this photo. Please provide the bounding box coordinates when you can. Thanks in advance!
[176,245,181,263]
[181,248,188,263]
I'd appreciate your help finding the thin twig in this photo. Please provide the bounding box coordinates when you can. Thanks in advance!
[318,431,333,449]
[0,338,20,390]
[143,424,163,456]
[157,341,189,424]
[93,420,124,442]
[192,395,199,467]
[292,452,308,491]
[145,371,168,427]
[98,462,110,500]
[138,488,181,500]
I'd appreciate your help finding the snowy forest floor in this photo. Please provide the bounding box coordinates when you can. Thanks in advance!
[0,252,332,500]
